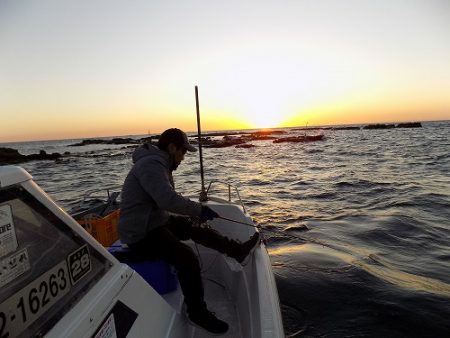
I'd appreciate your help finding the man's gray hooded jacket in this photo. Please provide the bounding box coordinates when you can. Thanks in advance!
[118,144,202,244]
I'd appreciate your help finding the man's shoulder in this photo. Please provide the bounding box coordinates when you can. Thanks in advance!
[135,154,165,167]
[133,153,168,174]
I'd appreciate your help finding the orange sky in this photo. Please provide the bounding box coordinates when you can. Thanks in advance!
[1,0,449,142]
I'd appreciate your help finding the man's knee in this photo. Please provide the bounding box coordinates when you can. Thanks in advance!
[168,216,194,240]
[169,243,200,271]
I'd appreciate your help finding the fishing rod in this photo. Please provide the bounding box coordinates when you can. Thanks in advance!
[195,85,207,202]
[217,215,331,248]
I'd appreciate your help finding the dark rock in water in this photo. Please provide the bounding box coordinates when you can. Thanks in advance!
[191,129,285,141]
[331,126,361,130]
[251,130,286,136]
[396,122,422,128]
[363,124,395,130]
[0,148,23,162]
[69,137,142,146]
[362,122,422,130]
[240,134,278,141]
[0,147,62,164]
[197,130,289,148]
[190,130,287,148]
[285,224,309,232]
[206,138,247,148]
[235,144,256,148]
[190,135,245,148]
[26,150,61,161]
[273,134,324,143]
[69,139,106,146]
[111,138,137,144]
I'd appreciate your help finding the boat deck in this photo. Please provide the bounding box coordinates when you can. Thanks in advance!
[193,275,242,337]
[162,273,242,337]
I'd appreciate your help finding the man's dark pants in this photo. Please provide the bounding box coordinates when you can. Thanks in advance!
[128,216,237,313]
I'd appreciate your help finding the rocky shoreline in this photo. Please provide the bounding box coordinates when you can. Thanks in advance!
[68,136,154,147]
[0,148,62,164]
[0,122,423,164]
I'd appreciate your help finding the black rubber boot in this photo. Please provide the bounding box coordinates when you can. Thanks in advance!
[189,225,261,265]
[232,232,261,264]
[188,308,229,335]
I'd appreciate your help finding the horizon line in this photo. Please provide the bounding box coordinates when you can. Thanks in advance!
[1,118,448,144]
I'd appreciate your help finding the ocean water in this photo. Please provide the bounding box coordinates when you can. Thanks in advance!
[3,121,450,337]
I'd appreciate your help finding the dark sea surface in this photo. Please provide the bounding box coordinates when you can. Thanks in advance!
[4,121,450,337]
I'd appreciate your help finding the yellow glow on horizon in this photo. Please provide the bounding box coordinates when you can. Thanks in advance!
[1,1,450,142]
[240,100,288,129]
[249,113,283,129]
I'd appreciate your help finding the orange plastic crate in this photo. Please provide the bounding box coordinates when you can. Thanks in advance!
[78,209,120,247]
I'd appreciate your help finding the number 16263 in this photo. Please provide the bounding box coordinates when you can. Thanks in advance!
[0,260,71,338]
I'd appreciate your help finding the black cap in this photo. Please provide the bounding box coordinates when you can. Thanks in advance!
[157,128,197,152]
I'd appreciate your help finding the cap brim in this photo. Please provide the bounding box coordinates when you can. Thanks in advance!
[184,143,197,152]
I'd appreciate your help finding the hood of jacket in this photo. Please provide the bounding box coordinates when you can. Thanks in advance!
[132,143,175,169]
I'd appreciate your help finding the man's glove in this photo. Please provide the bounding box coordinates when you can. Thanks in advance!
[199,206,219,223]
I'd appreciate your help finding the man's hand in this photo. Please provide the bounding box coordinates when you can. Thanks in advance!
[200,206,219,223]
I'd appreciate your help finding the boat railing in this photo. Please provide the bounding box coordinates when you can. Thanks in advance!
[69,185,122,217]
[80,185,122,201]
[205,180,246,213]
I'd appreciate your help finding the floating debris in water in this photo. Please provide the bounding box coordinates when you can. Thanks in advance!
[285,224,309,232]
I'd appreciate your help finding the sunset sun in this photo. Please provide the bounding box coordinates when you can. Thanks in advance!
[246,108,285,129]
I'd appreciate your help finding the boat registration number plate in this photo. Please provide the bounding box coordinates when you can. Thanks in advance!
[0,244,92,337]
[0,259,70,337]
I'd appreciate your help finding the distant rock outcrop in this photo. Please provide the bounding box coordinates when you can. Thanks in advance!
[273,134,325,143]
[194,136,247,148]
[363,124,396,130]
[0,148,61,164]
[396,122,422,128]
[235,144,256,148]
[190,130,286,148]
[362,122,422,130]
[69,137,143,146]
[332,126,361,130]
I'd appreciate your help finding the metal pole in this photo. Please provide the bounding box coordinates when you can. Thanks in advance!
[195,86,207,201]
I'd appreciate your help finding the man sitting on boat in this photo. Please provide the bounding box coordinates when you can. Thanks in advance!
[118,128,260,335]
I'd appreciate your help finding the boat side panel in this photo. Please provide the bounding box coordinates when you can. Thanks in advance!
[47,266,187,338]
[254,246,285,337]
